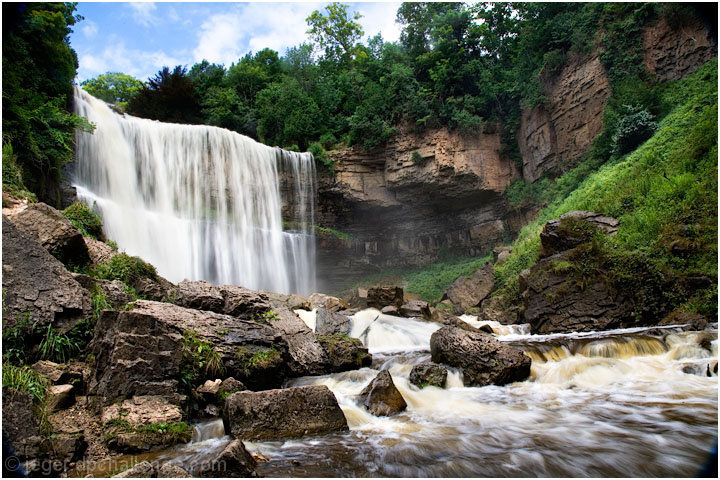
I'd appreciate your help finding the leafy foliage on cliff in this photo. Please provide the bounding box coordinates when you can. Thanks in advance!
[86,2,695,159]
[494,59,718,317]
[2,2,92,203]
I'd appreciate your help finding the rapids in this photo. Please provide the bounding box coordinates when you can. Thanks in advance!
[72,88,316,295]
[106,310,716,477]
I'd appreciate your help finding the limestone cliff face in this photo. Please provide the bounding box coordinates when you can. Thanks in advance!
[517,54,611,183]
[643,16,716,82]
[315,126,523,292]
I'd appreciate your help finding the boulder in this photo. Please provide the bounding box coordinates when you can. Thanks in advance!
[172,280,225,312]
[223,385,348,440]
[263,291,310,311]
[217,378,246,399]
[316,335,372,373]
[430,325,531,387]
[2,216,91,334]
[9,202,91,267]
[429,308,478,332]
[380,305,399,316]
[158,463,192,478]
[359,370,407,416]
[540,211,619,258]
[48,384,75,412]
[308,293,349,312]
[71,273,134,306]
[519,250,634,334]
[315,308,351,336]
[101,396,183,427]
[443,264,494,314]
[493,246,513,264]
[134,275,175,302]
[479,296,520,325]
[86,237,115,266]
[32,360,84,386]
[658,310,709,331]
[2,388,39,447]
[198,439,257,478]
[367,286,404,309]
[197,379,222,398]
[269,306,330,376]
[114,461,155,478]
[89,300,290,402]
[399,300,431,320]
[409,362,448,388]
[170,281,273,319]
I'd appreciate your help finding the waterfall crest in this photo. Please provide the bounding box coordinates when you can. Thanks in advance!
[72,87,316,295]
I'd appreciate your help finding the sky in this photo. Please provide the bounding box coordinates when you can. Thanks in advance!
[70,1,403,82]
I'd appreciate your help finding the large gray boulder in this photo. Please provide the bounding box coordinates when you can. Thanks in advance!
[367,286,404,309]
[269,306,330,376]
[71,273,134,307]
[198,439,257,478]
[519,250,634,334]
[9,202,91,267]
[399,300,431,320]
[540,210,619,258]
[430,325,531,387]
[315,308,351,336]
[316,334,372,373]
[443,263,494,314]
[409,362,448,388]
[223,385,348,440]
[2,216,91,334]
[359,370,407,416]
[89,300,290,402]
[170,280,273,319]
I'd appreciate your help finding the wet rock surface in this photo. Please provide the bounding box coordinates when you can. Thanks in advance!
[317,334,372,373]
[315,308,351,336]
[359,370,407,416]
[430,325,531,387]
[409,362,448,388]
[198,439,257,478]
[2,216,91,334]
[223,385,348,440]
[270,306,330,376]
[399,300,431,320]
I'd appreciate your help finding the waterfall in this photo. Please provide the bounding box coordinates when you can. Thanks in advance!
[72,87,316,295]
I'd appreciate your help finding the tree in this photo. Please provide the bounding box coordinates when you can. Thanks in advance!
[2,2,93,202]
[80,72,143,108]
[126,65,202,124]
[306,3,364,64]
[256,77,321,149]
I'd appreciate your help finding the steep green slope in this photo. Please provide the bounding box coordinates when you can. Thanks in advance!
[495,59,718,319]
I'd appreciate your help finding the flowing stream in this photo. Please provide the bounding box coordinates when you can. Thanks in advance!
[115,311,717,477]
[72,88,316,295]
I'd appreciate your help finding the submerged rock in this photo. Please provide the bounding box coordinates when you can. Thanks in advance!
[223,385,348,440]
[2,216,91,334]
[430,325,531,387]
[316,334,372,372]
[409,362,448,388]
[359,370,407,416]
[315,308,351,336]
[114,461,155,478]
[367,286,404,309]
[443,263,494,315]
[198,439,257,478]
[9,202,91,267]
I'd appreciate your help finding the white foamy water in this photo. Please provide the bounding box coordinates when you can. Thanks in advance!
[72,88,316,295]
[348,309,442,354]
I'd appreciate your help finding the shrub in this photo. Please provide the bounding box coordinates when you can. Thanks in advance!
[309,141,335,173]
[2,313,34,365]
[612,105,658,155]
[62,201,104,239]
[91,253,157,285]
[180,330,224,391]
[2,362,49,402]
[2,143,37,202]
[38,324,80,363]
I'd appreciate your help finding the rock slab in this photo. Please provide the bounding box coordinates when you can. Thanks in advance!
[359,370,407,416]
[444,264,494,314]
[223,385,348,440]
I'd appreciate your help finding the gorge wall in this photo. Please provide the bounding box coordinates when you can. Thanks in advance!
[315,15,716,294]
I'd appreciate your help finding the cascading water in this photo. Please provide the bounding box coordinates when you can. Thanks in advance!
[72,87,316,295]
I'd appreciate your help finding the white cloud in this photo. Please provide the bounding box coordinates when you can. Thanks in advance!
[129,2,158,28]
[78,42,188,81]
[356,2,403,43]
[82,20,98,39]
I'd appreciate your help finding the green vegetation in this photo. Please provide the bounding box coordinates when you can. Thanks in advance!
[494,59,718,318]
[91,253,158,285]
[103,418,192,445]
[2,2,94,203]
[180,330,224,391]
[80,72,143,111]
[315,226,352,241]
[2,362,50,402]
[2,143,37,202]
[62,201,104,239]
[235,346,281,375]
[37,324,80,363]
[356,253,493,303]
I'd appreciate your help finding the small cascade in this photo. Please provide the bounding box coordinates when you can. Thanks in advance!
[348,309,441,353]
[190,418,225,443]
[72,88,316,295]
[458,314,531,336]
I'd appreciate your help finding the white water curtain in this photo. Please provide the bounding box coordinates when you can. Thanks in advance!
[73,87,316,295]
